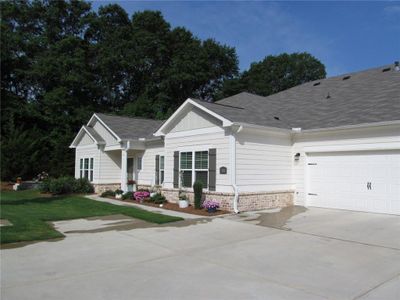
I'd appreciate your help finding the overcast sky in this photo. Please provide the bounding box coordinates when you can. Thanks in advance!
[91,1,400,76]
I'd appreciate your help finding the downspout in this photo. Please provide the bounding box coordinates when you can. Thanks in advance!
[230,125,242,213]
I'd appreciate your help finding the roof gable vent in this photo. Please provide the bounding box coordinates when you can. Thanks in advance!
[382,67,391,72]
[313,82,321,86]
[342,75,351,80]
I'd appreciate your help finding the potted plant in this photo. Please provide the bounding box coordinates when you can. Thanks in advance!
[149,186,157,198]
[178,192,189,208]
[115,189,124,199]
[203,199,220,213]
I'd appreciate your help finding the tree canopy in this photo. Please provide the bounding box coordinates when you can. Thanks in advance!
[1,0,238,180]
[218,53,326,99]
[1,0,326,181]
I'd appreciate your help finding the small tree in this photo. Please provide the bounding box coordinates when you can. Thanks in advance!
[193,181,203,209]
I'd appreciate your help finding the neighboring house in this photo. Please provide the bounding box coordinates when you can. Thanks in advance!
[70,63,400,215]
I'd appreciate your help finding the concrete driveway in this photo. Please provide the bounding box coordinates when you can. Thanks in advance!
[1,207,399,300]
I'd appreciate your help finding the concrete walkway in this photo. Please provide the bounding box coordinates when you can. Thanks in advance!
[85,194,204,219]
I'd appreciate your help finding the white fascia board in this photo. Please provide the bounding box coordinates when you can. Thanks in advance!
[104,144,123,151]
[154,98,232,136]
[304,142,400,153]
[87,113,121,142]
[300,120,400,134]
[69,126,104,148]
[232,122,292,134]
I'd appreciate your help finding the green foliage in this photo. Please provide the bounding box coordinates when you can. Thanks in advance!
[39,177,94,195]
[0,190,183,244]
[122,191,134,200]
[150,193,166,204]
[1,1,239,181]
[218,53,326,99]
[74,178,95,194]
[115,189,124,195]
[101,190,115,198]
[193,181,203,209]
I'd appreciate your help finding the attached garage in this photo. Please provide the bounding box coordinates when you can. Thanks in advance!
[307,150,400,215]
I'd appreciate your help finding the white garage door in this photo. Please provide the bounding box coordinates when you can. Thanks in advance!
[307,150,400,215]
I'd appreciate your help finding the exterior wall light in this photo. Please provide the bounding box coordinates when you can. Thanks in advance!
[294,153,300,161]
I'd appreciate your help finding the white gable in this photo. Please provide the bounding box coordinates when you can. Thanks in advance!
[76,132,95,146]
[92,119,118,145]
[169,106,222,133]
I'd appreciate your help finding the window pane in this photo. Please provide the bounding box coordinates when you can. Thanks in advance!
[80,159,83,169]
[181,170,192,187]
[90,158,94,170]
[195,171,208,188]
[160,170,164,184]
[80,171,82,178]
[195,151,208,169]
[84,170,89,179]
[90,170,93,182]
[84,158,89,169]
[137,157,142,170]
[160,156,164,170]
[180,152,192,169]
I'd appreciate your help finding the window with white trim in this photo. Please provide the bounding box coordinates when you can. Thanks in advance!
[137,157,142,170]
[160,156,165,184]
[79,157,94,182]
[180,151,208,188]
[194,151,208,188]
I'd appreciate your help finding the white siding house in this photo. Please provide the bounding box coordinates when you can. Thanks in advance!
[71,64,400,214]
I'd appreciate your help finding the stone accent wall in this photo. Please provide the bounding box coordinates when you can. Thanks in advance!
[160,188,294,212]
[93,183,121,194]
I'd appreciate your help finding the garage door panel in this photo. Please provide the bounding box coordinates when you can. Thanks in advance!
[307,150,400,215]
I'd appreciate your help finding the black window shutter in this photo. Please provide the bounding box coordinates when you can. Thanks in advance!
[209,148,216,191]
[155,155,160,185]
[173,151,179,188]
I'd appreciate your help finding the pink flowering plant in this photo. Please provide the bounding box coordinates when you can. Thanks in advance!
[134,191,150,202]
[202,199,220,210]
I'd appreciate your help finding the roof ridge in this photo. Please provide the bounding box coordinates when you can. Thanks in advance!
[95,112,164,122]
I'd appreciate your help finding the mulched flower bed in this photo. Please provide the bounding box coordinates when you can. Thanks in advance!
[122,199,230,216]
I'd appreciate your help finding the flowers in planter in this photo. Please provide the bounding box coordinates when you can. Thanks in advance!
[202,199,220,212]
[134,191,150,202]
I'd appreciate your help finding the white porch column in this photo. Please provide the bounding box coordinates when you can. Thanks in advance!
[121,148,128,192]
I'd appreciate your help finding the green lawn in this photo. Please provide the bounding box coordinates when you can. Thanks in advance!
[0,190,182,244]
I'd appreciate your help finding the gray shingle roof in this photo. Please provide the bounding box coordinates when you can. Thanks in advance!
[84,125,105,143]
[206,64,400,130]
[94,113,164,140]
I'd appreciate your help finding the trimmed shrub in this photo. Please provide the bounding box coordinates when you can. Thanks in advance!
[48,176,76,195]
[193,181,203,209]
[39,177,94,195]
[122,191,134,200]
[101,190,115,198]
[39,178,51,193]
[74,178,94,194]
[151,193,166,204]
